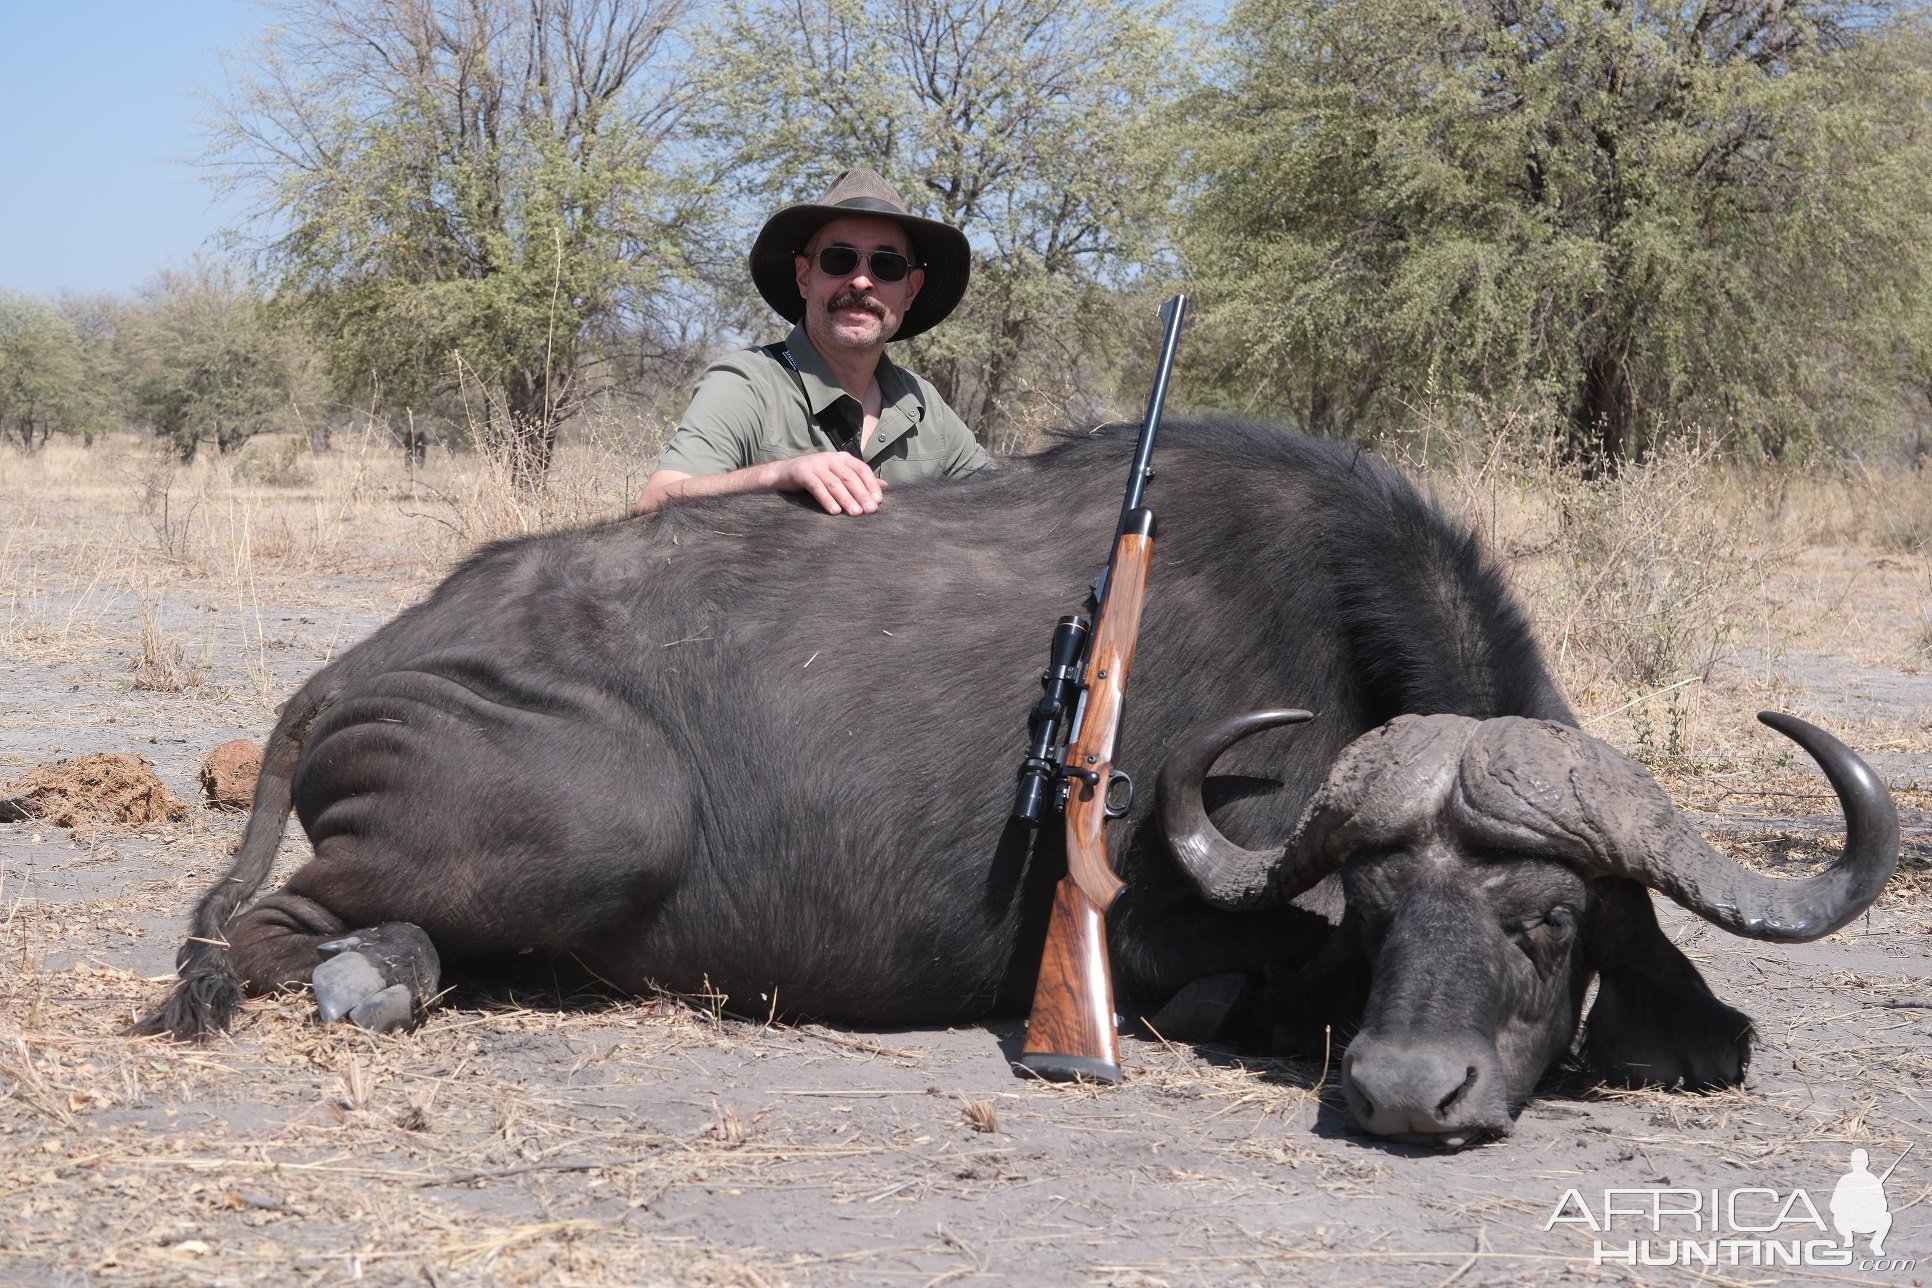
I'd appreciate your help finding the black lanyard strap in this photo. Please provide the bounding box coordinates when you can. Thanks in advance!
[763,343,862,459]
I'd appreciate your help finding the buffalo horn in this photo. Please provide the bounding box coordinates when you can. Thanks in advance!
[1155,709,1314,909]
[1449,710,1899,942]
[1160,709,1899,940]
[1160,711,1490,908]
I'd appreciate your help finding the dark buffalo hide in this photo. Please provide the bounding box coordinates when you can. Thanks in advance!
[137,419,1896,1147]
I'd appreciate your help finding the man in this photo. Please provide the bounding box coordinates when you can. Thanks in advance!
[634,168,991,516]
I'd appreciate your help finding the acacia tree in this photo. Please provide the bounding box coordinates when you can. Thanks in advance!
[0,292,105,450]
[210,0,705,478]
[127,260,292,461]
[1184,0,1932,463]
[697,0,1191,449]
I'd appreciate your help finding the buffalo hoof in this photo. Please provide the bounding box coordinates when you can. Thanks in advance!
[312,923,440,1032]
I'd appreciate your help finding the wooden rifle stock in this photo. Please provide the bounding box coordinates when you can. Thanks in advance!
[1014,292,1185,1085]
[1019,514,1156,1083]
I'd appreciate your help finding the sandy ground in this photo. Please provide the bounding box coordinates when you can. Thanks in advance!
[2,440,1930,1286]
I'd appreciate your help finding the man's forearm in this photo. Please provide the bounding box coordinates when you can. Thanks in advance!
[633,464,785,515]
[633,453,884,517]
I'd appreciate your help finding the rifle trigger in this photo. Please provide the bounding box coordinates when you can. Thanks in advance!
[1104,770,1134,818]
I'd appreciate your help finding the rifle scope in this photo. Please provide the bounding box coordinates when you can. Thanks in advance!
[1011,614,1090,825]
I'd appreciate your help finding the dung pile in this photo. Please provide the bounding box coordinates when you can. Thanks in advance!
[0,753,191,829]
[200,739,263,811]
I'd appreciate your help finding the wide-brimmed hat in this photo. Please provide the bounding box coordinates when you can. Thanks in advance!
[748,168,970,342]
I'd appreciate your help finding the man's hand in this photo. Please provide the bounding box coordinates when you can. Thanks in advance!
[635,453,885,516]
[774,452,885,515]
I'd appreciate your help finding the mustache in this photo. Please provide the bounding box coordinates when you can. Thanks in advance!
[828,291,886,318]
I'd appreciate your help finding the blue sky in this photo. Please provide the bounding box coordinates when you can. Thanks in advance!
[0,3,266,297]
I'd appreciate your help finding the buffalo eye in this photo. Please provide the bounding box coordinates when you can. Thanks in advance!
[1508,906,1579,970]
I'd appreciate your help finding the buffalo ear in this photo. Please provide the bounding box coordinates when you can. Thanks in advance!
[1579,877,1755,1090]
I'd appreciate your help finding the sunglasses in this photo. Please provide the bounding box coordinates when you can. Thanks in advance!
[802,245,918,283]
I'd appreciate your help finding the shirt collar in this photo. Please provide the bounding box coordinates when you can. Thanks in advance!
[782,321,926,428]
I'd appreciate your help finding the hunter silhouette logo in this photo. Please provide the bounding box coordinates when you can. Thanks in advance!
[1831,1146,1909,1257]
[1545,1143,1916,1271]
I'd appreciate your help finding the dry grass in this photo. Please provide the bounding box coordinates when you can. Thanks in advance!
[0,949,808,1283]
[1382,411,1931,772]
[0,411,663,695]
[131,604,205,693]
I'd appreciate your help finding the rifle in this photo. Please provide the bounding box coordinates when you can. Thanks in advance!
[1013,294,1187,1083]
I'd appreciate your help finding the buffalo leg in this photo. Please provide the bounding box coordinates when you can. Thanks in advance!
[225,891,351,993]
[227,894,441,1032]
[1582,879,1755,1088]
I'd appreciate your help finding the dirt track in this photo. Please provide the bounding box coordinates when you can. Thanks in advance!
[3,445,1930,1286]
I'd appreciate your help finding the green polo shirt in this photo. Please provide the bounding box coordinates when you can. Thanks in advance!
[657,323,993,484]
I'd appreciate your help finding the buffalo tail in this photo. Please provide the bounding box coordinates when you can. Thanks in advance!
[127,687,324,1041]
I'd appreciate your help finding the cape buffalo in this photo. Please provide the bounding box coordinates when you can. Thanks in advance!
[137,419,1898,1146]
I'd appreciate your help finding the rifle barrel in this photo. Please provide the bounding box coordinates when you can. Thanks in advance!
[1118,294,1187,529]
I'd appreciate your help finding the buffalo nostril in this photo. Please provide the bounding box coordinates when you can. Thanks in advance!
[1435,1066,1479,1118]
[1346,1040,1508,1139]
